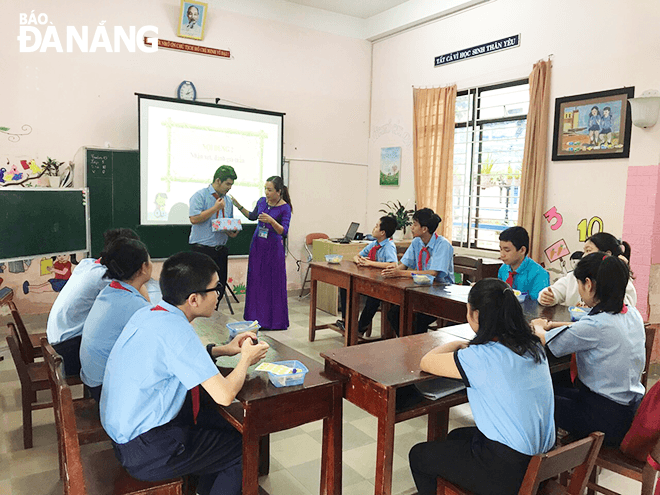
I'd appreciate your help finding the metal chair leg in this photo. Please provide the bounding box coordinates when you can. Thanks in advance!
[299,264,312,298]
[224,288,235,315]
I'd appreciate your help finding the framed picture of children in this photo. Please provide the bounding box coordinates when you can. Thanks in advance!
[551,87,634,161]
[177,0,208,41]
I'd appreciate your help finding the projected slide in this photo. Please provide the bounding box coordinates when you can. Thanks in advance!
[139,96,283,226]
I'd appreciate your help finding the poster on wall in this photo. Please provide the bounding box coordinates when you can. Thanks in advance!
[380,147,401,186]
[177,0,208,41]
[551,87,634,161]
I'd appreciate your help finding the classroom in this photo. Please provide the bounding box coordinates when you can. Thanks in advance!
[1,0,660,494]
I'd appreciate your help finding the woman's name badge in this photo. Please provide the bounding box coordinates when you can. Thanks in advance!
[258,226,269,238]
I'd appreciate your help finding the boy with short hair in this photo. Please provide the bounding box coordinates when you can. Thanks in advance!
[498,226,549,300]
[383,208,454,335]
[337,215,399,335]
[101,251,269,495]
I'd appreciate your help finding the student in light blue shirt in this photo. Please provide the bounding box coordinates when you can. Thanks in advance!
[410,278,555,495]
[189,165,239,293]
[101,252,269,495]
[533,253,645,447]
[337,216,399,335]
[46,228,140,376]
[79,238,153,402]
[498,226,549,300]
[383,208,454,335]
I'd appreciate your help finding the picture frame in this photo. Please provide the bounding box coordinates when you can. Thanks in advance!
[380,147,401,186]
[177,0,208,41]
[551,87,634,161]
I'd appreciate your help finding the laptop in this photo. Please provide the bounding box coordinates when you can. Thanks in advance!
[331,222,359,244]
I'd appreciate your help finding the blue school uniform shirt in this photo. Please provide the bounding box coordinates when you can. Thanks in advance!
[545,305,645,405]
[358,238,398,263]
[400,234,454,284]
[455,342,556,456]
[79,281,151,388]
[498,256,549,300]
[46,258,109,345]
[188,185,234,247]
[100,301,220,444]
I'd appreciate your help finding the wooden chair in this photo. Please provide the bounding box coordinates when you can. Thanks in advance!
[436,432,605,495]
[8,300,46,361]
[453,255,484,285]
[299,232,329,298]
[585,379,660,495]
[45,340,183,495]
[41,339,110,479]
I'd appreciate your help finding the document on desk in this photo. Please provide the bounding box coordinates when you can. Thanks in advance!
[415,377,465,400]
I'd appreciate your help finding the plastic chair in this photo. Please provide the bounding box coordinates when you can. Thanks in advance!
[299,233,329,298]
[436,432,604,494]
[44,339,183,495]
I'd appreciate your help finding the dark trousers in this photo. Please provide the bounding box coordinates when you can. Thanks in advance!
[86,384,102,403]
[52,335,82,377]
[387,305,436,336]
[191,244,229,293]
[409,427,531,495]
[555,382,638,447]
[112,390,243,495]
[338,289,381,334]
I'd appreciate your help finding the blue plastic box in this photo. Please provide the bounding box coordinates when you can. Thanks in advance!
[226,321,260,339]
[325,254,343,264]
[569,306,588,321]
[267,360,309,388]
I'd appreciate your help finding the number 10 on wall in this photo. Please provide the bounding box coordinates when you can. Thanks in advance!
[577,216,604,242]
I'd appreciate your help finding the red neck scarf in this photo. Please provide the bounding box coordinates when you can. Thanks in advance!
[211,192,225,219]
[368,243,382,261]
[418,234,437,270]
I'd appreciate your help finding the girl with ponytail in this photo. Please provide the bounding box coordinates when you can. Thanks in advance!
[533,252,645,446]
[233,176,292,330]
[409,278,555,495]
[79,238,153,401]
[538,231,636,307]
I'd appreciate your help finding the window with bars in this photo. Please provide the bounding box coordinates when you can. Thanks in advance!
[452,79,530,250]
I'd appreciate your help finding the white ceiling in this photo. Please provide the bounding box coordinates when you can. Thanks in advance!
[283,0,410,19]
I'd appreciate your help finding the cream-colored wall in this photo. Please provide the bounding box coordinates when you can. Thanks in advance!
[368,0,660,277]
[2,0,370,312]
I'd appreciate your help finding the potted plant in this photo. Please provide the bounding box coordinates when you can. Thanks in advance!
[379,200,414,240]
[42,157,64,187]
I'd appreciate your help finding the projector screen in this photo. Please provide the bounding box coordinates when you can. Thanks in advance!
[138,94,284,226]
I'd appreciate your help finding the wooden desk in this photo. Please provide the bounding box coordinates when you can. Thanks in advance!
[217,336,344,495]
[405,285,573,333]
[322,317,571,495]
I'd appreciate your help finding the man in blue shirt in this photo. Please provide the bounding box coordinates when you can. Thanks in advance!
[189,165,239,293]
[383,208,454,335]
[498,226,549,300]
[101,252,269,495]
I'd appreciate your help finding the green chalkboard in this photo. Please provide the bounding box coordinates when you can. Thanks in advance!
[86,149,255,259]
[0,189,89,261]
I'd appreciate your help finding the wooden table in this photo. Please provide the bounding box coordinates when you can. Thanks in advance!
[323,300,573,495]
[322,331,469,495]
[217,336,344,495]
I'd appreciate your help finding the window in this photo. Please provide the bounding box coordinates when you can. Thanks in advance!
[452,79,529,250]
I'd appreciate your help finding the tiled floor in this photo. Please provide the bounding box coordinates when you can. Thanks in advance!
[0,296,655,494]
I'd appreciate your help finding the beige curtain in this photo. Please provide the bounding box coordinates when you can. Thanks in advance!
[519,60,552,262]
[413,85,457,240]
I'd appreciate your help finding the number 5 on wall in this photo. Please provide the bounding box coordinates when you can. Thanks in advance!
[577,216,604,242]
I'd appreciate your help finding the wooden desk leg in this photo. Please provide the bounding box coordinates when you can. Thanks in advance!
[242,414,261,495]
[427,410,450,442]
[381,302,393,340]
[398,293,408,337]
[403,296,415,338]
[348,281,359,346]
[258,435,270,476]
[309,277,318,342]
[374,388,397,495]
[320,384,343,495]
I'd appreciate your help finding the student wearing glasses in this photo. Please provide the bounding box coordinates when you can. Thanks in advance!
[100,252,269,495]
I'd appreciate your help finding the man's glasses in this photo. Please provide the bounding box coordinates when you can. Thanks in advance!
[193,283,223,297]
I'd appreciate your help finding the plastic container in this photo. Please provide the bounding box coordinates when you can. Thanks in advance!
[513,290,527,303]
[226,320,260,339]
[412,274,434,285]
[267,360,309,388]
[325,254,343,264]
[569,306,588,321]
